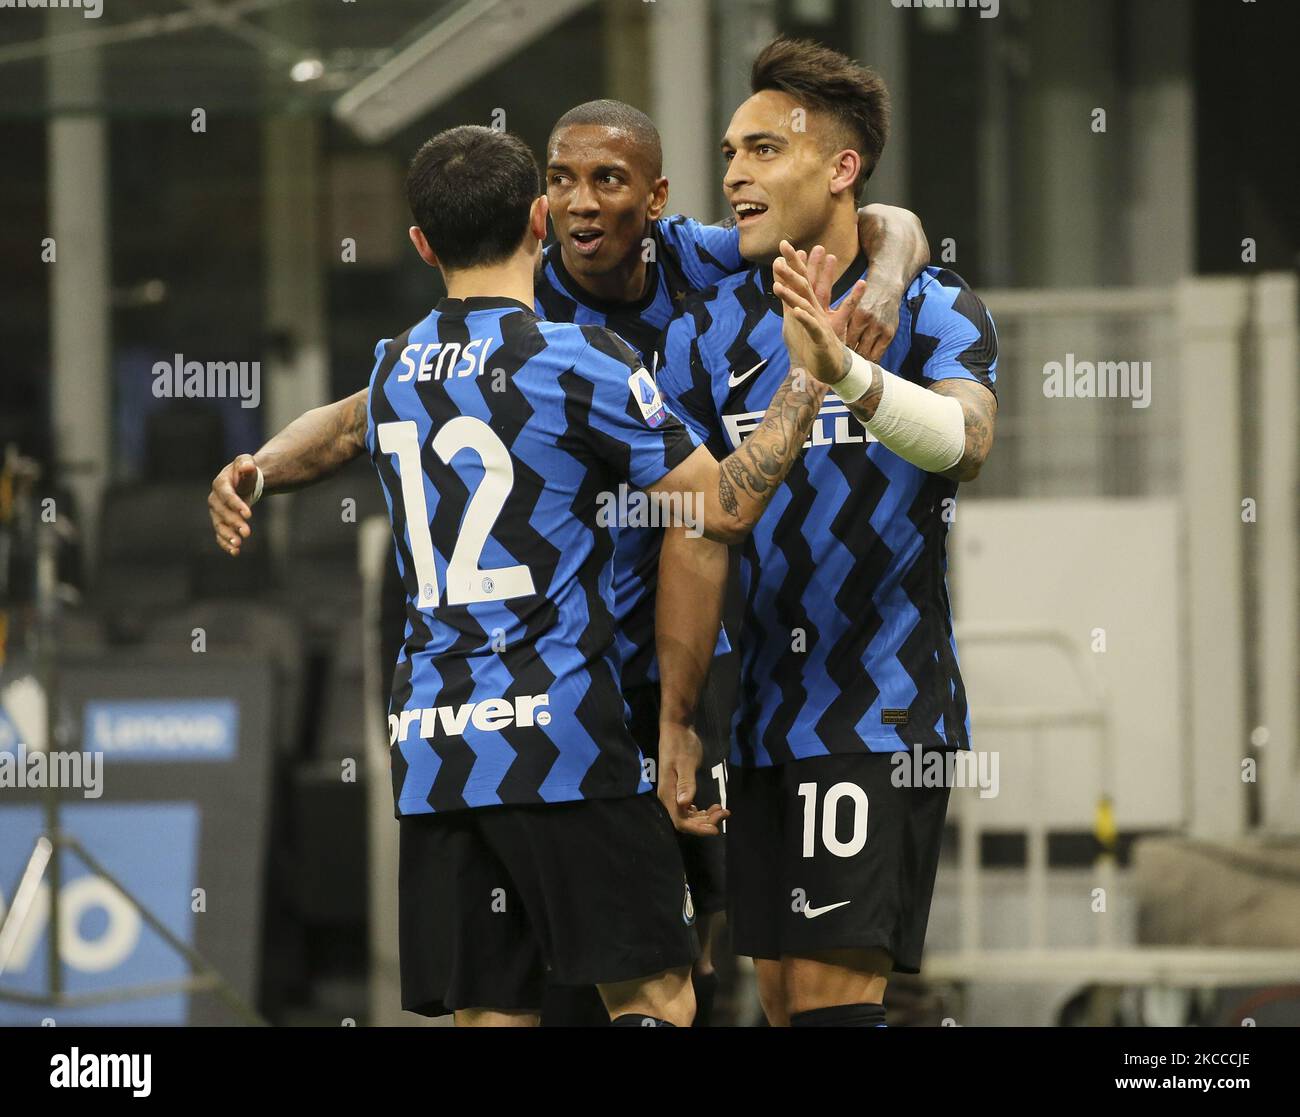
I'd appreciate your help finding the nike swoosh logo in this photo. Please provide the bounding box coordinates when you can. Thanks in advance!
[728,359,768,388]
[802,900,851,920]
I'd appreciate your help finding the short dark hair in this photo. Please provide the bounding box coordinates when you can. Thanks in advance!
[548,99,663,179]
[405,125,540,270]
[750,36,890,200]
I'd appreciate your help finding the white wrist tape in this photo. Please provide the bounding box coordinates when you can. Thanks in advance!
[845,351,966,473]
[250,466,265,506]
[829,349,875,403]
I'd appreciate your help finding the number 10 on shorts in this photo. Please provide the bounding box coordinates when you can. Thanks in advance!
[797,782,869,858]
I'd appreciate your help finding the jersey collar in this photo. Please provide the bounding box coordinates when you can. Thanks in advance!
[435,295,534,315]
[544,238,662,316]
[758,248,871,311]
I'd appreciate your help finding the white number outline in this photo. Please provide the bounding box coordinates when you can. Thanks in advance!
[377,417,536,608]
[711,760,729,833]
[797,780,869,859]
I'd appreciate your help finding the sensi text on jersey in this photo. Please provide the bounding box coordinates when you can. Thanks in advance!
[395,338,495,383]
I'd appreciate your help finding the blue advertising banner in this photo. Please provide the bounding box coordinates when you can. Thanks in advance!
[0,653,275,1026]
[0,803,199,1025]
[82,700,239,762]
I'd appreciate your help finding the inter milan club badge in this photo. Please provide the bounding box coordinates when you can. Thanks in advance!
[683,881,696,926]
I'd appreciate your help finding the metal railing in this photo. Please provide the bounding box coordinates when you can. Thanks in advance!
[949,622,1117,954]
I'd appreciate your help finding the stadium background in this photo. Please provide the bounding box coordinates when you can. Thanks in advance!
[0,0,1296,1026]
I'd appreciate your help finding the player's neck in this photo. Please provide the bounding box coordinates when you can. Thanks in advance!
[443,250,537,307]
[560,246,651,306]
[794,211,861,283]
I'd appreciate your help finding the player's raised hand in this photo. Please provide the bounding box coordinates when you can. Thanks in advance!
[657,721,729,838]
[772,239,868,387]
[773,242,831,390]
[208,453,259,556]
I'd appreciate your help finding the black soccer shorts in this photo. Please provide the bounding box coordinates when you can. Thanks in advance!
[726,751,952,973]
[398,791,699,1017]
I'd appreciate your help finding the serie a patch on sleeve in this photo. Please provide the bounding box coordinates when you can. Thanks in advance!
[628,367,668,428]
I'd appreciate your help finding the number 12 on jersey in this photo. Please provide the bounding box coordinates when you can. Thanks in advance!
[377,418,536,608]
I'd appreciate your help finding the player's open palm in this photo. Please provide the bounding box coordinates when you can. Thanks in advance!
[772,238,867,387]
[658,722,729,837]
[208,453,258,556]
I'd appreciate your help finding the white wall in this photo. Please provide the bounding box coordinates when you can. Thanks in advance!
[950,498,1184,830]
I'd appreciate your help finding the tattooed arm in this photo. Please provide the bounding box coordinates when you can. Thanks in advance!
[773,241,998,483]
[650,242,865,544]
[208,388,368,555]
[847,203,930,360]
[829,355,996,482]
[255,388,369,492]
[647,370,828,545]
[927,380,996,482]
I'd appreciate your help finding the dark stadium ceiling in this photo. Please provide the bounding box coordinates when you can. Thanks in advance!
[0,0,591,123]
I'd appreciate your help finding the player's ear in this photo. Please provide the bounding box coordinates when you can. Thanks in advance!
[647,176,669,222]
[828,149,862,199]
[529,195,550,244]
[408,225,439,269]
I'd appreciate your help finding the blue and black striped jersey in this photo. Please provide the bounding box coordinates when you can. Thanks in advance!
[535,215,742,686]
[658,260,998,767]
[367,296,700,814]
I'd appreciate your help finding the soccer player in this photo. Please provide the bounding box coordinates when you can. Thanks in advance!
[221,123,848,1026]
[208,100,929,1023]
[534,99,925,1023]
[655,38,999,1028]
